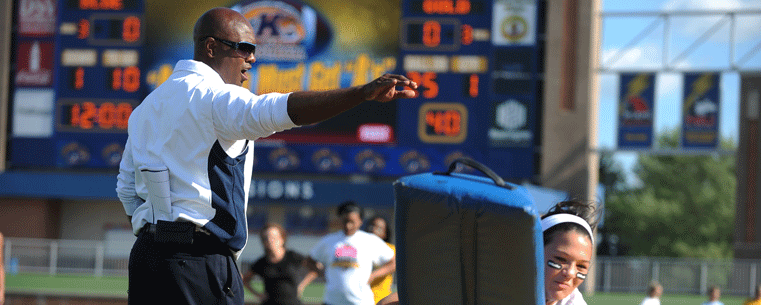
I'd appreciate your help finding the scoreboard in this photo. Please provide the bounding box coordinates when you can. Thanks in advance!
[238,0,544,178]
[10,0,144,168]
[9,0,544,179]
[395,0,542,178]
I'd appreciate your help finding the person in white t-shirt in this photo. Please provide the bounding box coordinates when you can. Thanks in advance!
[305,201,395,305]
[639,282,663,305]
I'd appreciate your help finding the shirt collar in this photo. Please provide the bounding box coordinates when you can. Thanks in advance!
[173,59,225,85]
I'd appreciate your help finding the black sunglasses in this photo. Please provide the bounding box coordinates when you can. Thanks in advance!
[200,36,256,56]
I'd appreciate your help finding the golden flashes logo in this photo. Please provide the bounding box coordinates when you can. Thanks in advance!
[620,73,651,116]
[683,73,714,114]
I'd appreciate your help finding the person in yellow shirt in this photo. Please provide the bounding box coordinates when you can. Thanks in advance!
[366,216,396,304]
[744,285,761,305]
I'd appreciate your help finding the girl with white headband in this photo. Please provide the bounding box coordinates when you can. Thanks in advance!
[541,200,600,305]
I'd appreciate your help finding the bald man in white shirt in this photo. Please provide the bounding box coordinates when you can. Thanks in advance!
[116,7,416,305]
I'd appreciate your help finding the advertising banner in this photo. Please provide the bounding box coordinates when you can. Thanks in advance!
[617,73,655,149]
[682,72,720,149]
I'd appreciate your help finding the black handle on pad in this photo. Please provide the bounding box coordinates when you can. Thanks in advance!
[440,158,512,189]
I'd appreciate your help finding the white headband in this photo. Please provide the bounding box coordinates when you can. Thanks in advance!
[541,214,595,243]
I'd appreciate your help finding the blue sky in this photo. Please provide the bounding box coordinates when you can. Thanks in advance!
[598,0,761,184]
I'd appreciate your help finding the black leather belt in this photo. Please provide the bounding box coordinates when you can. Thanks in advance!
[140,222,212,236]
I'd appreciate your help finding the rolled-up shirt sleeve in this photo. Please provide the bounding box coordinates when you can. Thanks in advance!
[212,85,297,141]
[116,137,142,216]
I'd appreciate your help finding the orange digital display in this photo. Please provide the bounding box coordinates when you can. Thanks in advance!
[74,0,141,10]
[418,102,468,143]
[406,71,439,99]
[122,16,141,42]
[422,0,471,15]
[410,0,485,16]
[110,67,141,92]
[468,74,478,98]
[402,18,460,51]
[76,15,143,45]
[57,99,138,132]
[426,110,461,136]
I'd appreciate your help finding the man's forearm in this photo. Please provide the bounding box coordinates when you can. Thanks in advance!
[286,87,365,126]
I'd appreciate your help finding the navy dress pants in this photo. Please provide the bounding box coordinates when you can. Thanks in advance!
[128,224,244,305]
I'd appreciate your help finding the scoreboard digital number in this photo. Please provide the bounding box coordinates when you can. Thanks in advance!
[81,14,142,45]
[65,0,142,10]
[418,102,467,144]
[408,0,484,15]
[57,99,137,132]
[402,18,461,51]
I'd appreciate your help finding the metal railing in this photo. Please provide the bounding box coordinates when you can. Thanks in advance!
[594,256,761,297]
[4,237,760,297]
[3,238,129,277]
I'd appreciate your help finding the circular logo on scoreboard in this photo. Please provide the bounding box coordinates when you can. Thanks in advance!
[399,150,430,174]
[101,143,124,167]
[311,148,342,172]
[268,147,300,171]
[495,99,527,130]
[233,0,333,62]
[354,149,385,173]
[61,142,90,166]
[500,15,529,42]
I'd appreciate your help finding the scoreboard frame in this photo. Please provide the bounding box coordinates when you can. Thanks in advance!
[9,0,144,168]
[7,0,546,180]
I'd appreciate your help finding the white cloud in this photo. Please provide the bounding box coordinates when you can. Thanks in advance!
[601,45,664,69]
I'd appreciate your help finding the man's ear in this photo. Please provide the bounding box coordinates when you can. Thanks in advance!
[204,39,216,58]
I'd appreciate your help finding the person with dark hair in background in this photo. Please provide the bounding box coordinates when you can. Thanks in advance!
[744,285,761,305]
[365,216,396,304]
[702,285,724,305]
[541,200,600,305]
[639,282,663,305]
[242,223,317,305]
[305,201,395,305]
[116,6,416,305]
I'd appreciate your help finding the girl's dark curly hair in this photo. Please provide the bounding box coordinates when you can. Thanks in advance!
[541,200,601,245]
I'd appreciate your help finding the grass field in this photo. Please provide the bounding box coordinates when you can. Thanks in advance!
[585,292,748,305]
[4,273,753,304]
[4,273,325,303]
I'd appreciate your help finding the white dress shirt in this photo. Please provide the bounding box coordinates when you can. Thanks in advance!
[116,59,296,253]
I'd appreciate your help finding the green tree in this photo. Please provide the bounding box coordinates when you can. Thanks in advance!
[599,151,628,193]
[604,129,736,258]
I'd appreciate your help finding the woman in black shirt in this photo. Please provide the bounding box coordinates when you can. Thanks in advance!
[243,223,317,305]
